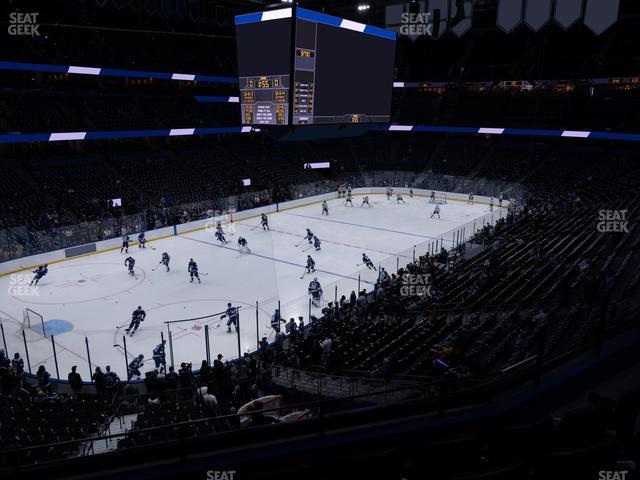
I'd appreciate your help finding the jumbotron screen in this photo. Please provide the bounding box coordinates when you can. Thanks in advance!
[235,7,396,126]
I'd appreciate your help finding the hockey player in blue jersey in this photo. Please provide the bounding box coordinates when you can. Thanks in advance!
[215,226,228,245]
[30,264,48,285]
[362,254,376,271]
[161,252,170,271]
[261,213,270,230]
[305,228,314,244]
[124,256,135,276]
[137,232,146,248]
[152,341,166,372]
[188,258,201,283]
[313,236,321,251]
[221,303,239,333]
[271,308,285,333]
[308,277,323,307]
[127,354,144,380]
[321,201,329,215]
[238,236,251,254]
[305,255,316,274]
[120,234,130,253]
[377,267,391,287]
[126,306,146,336]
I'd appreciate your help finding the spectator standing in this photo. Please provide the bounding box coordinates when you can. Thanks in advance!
[92,366,106,399]
[68,366,83,399]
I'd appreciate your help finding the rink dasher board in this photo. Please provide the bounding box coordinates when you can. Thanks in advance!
[0,188,505,277]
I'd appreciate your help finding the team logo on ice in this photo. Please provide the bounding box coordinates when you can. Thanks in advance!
[400,273,432,297]
[597,210,629,233]
[8,274,40,297]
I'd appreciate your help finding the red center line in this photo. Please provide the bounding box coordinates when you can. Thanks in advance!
[236,222,413,259]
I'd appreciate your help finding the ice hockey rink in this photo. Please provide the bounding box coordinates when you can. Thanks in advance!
[0,193,505,380]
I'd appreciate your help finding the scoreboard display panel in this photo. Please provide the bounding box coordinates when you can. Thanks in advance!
[235,10,292,125]
[292,8,396,125]
[235,7,396,126]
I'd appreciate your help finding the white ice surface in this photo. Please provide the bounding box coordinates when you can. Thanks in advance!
[0,194,502,380]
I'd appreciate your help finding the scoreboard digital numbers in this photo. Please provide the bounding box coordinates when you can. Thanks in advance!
[239,75,289,125]
[235,7,396,126]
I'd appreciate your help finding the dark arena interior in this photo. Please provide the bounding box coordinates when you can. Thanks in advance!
[1,0,640,479]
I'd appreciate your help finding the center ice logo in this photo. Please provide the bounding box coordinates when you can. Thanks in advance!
[400,273,431,297]
[8,274,40,297]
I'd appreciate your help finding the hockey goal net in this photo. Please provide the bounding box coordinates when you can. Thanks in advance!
[22,308,47,340]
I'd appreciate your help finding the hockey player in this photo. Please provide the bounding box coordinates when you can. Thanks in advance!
[377,267,390,286]
[305,228,314,244]
[215,225,228,245]
[152,341,166,372]
[238,236,251,254]
[308,277,323,307]
[306,255,316,274]
[161,252,170,272]
[30,264,48,285]
[468,192,474,204]
[489,197,494,211]
[409,187,414,198]
[188,258,201,283]
[362,254,376,271]
[396,193,406,204]
[261,213,270,230]
[361,195,372,208]
[285,318,298,337]
[137,232,146,248]
[127,354,144,380]
[313,235,321,252]
[321,201,329,216]
[126,306,146,336]
[271,308,285,332]
[431,204,441,219]
[386,187,393,200]
[430,191,436,203]
[124,256,135,276]
[121,234,130,253]
[221,303,239,333]
[344,192,353,206]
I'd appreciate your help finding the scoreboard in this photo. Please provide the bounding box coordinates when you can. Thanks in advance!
[235,7,396,126]
[239,75,289,125]
[235,10,292,126]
